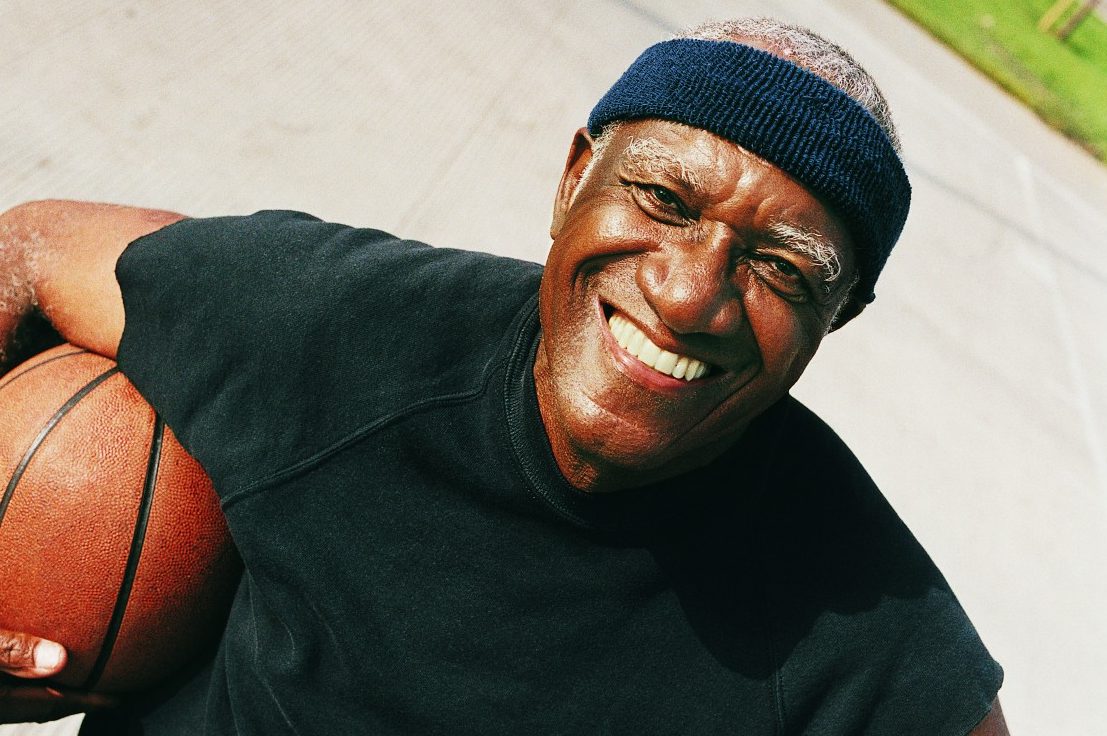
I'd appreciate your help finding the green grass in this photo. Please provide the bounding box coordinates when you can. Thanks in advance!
[885,0,1107,162]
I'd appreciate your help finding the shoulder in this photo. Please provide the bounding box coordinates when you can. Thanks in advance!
[121,209,543,385]
[122,209,543,302]
[752,396,941,601]
[116,211,544,493]
[746,396,1003,734]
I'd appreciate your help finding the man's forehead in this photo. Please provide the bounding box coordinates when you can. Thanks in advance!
[610,120,831,207]
[607,122,853,291]
[612,122,747,188]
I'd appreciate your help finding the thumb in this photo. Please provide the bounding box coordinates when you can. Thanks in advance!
[0,632,67,678]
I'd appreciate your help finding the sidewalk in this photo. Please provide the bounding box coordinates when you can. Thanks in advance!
[2,1,1104,733]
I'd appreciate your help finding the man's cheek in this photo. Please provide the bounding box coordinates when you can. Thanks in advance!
[558,210,649,267]
[745,309,823,386]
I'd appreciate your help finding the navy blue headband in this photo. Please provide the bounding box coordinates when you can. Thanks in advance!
[587,39,911,302]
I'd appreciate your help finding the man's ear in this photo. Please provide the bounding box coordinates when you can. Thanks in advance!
[550,127,596,239]
[827,297,866,333]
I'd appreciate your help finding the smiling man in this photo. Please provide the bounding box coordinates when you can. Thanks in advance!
[0,18,1006,736]
[537,117,863,492]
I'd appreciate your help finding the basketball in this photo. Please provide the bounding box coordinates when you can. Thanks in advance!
[0,344,241,694]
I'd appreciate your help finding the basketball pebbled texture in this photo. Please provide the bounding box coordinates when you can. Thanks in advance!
[0,344,241,694]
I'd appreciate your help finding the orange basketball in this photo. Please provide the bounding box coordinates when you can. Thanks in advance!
[0,344,241,694]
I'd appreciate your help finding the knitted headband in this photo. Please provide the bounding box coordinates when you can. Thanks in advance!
[587,39,911,303]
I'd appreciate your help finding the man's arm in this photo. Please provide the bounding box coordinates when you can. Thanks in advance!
[0,199,185,368]
[969,699,1010,735]
[0,199,184,722]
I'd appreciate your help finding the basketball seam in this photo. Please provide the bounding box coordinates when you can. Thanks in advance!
[0,366,120,531]
[0,348,89,393]
[83,415,164,691]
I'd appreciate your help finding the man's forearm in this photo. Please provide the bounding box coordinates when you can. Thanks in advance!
[0,203,44,370]
[0,200,185,367]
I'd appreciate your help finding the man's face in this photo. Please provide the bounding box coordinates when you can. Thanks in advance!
[533,119,860,492]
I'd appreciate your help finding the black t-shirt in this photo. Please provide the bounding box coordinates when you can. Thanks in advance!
[110,210,1001,735]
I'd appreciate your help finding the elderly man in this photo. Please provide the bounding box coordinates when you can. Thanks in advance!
[0,18,1006,736]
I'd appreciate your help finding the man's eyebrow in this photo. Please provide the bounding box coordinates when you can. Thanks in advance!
[620,137,704,192]
[765,221,845,291]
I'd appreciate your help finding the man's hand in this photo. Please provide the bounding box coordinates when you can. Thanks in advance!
[0,630,116,723]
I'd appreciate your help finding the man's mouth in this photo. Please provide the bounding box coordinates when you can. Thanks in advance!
[606,312,711,381]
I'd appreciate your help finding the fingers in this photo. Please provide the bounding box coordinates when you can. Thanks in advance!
[0,634,120,724]
[0,682,117,724]
[0,632,66,678]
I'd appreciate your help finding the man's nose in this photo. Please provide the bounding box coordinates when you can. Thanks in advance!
[636,229,744,336]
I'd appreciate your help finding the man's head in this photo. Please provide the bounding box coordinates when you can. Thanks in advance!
[534,19,910,492]
[686,18,901,154]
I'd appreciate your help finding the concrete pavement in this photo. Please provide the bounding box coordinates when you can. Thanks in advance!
[2,1,1104,733]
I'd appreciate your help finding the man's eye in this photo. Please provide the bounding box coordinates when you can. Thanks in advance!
[625,181,691,225]
[770,257,800,278]
[747,255,809,299]
[648,185,681,209]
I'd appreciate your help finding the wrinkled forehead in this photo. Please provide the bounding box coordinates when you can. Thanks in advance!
[612,122,760,194]
[601,120,856,290]
[609,121,853,236]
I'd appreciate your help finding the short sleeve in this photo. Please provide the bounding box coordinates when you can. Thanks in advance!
[115,210,540,498]
[760,398,1003,735]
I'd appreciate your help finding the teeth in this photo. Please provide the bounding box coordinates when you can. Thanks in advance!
[654,350,678,375]
[626,327,645,356]
[607,313,711,381]
[610,316,626,343]
[638,339,661,367]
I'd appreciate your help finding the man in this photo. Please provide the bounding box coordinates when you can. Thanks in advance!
[0,18,1007,735]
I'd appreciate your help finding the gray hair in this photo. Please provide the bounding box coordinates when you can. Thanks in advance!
[590,18,901,163]
[679,18,901,152]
